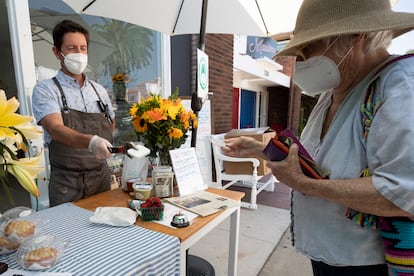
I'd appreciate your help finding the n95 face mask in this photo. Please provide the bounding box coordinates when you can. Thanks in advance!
[62,53,88,75]
[293,55,340,96]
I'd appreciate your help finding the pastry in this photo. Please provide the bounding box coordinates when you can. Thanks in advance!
[23,247,58,268]
[4,220,35,238]
[0,236,19,251]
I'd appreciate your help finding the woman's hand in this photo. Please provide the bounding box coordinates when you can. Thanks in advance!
[266,143,307,186]
[222,136,267,159]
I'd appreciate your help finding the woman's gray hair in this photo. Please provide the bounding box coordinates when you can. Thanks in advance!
[322,31,393,57]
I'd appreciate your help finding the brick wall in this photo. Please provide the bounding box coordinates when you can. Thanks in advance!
[189,35,301,136]
[191,34,234,134]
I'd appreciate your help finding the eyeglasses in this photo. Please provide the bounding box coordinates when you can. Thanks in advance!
[296,45,311,61]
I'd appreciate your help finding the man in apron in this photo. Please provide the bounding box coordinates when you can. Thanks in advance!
[32,20,115,207]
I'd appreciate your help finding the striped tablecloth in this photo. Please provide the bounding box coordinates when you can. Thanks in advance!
[0,203,180,276]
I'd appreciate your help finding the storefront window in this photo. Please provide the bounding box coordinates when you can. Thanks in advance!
[29,0,167,145]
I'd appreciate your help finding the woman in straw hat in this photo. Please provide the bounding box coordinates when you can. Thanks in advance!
[223,0,414,275]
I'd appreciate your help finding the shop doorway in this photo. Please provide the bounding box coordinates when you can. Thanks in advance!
[240,89,256,128]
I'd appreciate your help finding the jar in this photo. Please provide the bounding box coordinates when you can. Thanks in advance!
[132,182,152,200]
[152,166,174,198]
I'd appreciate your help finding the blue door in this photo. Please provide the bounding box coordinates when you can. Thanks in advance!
[240,89,256,128]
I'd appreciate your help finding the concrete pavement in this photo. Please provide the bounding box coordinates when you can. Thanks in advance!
[259,229,313,276]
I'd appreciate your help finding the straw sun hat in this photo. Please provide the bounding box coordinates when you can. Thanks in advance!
[277,0,414,56]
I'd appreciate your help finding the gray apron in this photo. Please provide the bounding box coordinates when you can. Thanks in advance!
[49,78,113,207]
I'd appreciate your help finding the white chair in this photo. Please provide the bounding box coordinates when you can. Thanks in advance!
[210,133,275,210]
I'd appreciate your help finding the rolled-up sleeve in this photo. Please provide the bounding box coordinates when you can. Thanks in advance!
[369,60,414,214]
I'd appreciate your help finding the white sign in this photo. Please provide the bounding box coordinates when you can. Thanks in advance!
[197,49,209,100]
[169,147,207,196]
[182,100,212,185]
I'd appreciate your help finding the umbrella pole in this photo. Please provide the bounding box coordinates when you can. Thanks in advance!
[198,0,208,51]
[191,0,208,147]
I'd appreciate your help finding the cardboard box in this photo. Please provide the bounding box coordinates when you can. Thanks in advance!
[224,127,276,175]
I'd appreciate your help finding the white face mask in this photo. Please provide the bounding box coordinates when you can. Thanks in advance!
[61,53,88,75]
[293,38,352,97]
[293,55,340,96]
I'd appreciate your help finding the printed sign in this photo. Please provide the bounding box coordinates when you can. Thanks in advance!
[246,36,278,59]
[197,49,209,100]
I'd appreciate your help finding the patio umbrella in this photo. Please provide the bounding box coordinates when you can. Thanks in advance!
[62,0,303,146]
[62,0,302,50]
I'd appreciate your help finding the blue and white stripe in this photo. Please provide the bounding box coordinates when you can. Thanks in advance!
[0,203,180,275]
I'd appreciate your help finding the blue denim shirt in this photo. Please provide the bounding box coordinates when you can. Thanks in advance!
[32,70,114,144]
[293,56,414,266]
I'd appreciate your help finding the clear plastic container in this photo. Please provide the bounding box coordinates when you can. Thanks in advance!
[0,206,47,254]
[15,234,69,270]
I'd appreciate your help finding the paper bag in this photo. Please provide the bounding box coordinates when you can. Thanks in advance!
[121,155,149,191]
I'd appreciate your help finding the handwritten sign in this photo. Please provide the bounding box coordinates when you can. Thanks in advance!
[169,147,207,196]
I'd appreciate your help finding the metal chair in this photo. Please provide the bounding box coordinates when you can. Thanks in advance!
[210,133,275,210]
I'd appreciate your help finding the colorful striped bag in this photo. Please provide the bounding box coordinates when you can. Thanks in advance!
[346,54,414,275]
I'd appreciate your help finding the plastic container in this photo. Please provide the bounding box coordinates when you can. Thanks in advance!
[132,183,153,200]
[140,206,165,221]
[0,207,47,254]
[0,235,20,255]
[15,234,69,270]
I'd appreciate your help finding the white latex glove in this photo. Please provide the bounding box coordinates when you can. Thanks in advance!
[88,135,113,159]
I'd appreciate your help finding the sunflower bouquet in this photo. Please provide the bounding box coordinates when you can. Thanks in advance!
[129,88,198,163]
[0,89,44,202]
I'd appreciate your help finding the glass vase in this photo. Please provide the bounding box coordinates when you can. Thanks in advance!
[113,81,127,101]
[152,149,174,198]
[157,149,172,166]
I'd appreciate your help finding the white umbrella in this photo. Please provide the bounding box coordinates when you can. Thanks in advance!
[62,0,303,50]
[63,0,303,146]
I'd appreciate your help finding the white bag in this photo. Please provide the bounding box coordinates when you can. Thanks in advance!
[121,155,149,191]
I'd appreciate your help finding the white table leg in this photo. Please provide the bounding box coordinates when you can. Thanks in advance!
[180,247,186,276]
[228,206,240,276]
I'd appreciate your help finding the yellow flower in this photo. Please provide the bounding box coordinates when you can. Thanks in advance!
[131,116,148,132]
[0,89,44,201]
[8,153,44,177]
[7,163,39,197]
[0,92,34,139]
[168,127,183,139]
[111,72,128,83]
[190,111,198,129]
[162,98,182,120]
[129,88,197,159]
[129,105,138,117]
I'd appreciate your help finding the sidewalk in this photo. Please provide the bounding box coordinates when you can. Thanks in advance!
[259,229,313,276]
